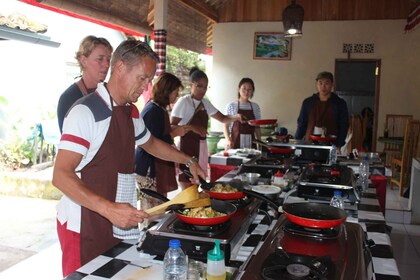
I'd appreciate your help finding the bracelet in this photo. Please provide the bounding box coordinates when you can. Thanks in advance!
[185,156,198,168]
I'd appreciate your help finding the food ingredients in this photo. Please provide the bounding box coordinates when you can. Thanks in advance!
[210,183,238,193]
[181,206,226,218]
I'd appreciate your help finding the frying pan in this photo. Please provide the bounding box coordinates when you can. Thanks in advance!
[280,230,342,261]
[182,169,246,200]
[140,188,237,226]
[174,199,237,226]
[248,119,277,126]
[310,135,337,142]
[282,202,347,228]
[253,139,295,155]
[201,181,247,200]
[182,170,280,209]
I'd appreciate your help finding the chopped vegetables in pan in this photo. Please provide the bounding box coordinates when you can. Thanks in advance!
[210,183,238,193]
[181,206,226,218]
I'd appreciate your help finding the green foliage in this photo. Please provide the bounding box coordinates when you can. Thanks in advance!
[0,133,33,171]
[166,45,206,96]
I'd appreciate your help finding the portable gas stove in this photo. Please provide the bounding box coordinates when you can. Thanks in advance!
[137,197,261,265]
[267,139,333,165]
[237,215,373,280]
[297,164,360,204]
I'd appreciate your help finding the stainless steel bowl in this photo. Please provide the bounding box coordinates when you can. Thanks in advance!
[252,185,282,200]
[245,172,261,185]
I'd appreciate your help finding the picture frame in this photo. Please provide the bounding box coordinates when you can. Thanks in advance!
[253,32,292,60]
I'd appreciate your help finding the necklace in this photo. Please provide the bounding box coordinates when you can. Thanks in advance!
[80,77,96,95]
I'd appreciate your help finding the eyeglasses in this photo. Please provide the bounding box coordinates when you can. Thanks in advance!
[121,42,150,57]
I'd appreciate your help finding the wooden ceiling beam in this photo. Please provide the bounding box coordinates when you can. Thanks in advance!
[28,0,152,35]
[176,0,219,22]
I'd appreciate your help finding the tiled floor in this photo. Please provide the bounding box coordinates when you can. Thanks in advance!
[386,187,420,279]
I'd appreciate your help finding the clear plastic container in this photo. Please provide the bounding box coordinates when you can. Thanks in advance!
[358,157,370,191]
[206,240,226,280]
[330,190,344,209]
[163,239,188,280]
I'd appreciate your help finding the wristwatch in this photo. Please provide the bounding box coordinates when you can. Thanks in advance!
[185,156,198,168]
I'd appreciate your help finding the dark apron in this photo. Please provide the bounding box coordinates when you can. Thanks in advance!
[155,111,177,193]
[231,102,256,149]
[179,102,208,183]
[79,94,135,265]
[305,99,337,140]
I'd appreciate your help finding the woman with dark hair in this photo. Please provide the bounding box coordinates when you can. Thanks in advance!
[135,72,191,209]
[57,35,113,133]
[171,67,243,187]
[224,77,261,149]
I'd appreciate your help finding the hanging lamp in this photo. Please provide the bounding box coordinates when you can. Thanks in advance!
[282,0,304,37]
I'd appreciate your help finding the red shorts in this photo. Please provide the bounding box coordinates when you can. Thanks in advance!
[57,219,81,277]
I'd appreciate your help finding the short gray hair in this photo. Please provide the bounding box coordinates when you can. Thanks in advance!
[111,40,159,72]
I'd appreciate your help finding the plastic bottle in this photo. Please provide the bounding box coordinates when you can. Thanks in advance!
[163,239,188,280]
[359,157,370,191]
[206,240,226,280]
[330,144,337,165]
[330,190,344,209]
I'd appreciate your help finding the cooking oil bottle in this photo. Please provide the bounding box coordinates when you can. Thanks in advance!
[206,240,226,280]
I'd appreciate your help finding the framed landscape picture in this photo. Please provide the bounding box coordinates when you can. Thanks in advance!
[253,32,292,60]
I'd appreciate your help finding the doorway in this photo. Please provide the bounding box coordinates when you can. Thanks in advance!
[334,59,381,152]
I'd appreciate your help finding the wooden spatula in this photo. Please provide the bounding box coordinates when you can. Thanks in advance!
[145,185,200,215]
[166,193,211,212]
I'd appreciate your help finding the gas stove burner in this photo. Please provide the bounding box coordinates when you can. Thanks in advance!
[172,219,230,236]
[286,263,310,277]
[261,252,332,280]
[283,221,340,239]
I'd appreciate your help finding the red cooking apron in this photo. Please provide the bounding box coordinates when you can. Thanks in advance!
[155,110,177,193]
[231,101,256,149]
[179,101,208,182]
[79,93,135,265]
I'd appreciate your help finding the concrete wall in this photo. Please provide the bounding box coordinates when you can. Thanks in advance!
[208,20,420,150]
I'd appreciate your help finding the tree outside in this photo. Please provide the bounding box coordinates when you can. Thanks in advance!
[166,45,206,96]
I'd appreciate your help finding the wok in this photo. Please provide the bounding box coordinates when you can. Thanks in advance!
[282,202,347,228]
[140,188,237,226]
[182,170,280,210]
